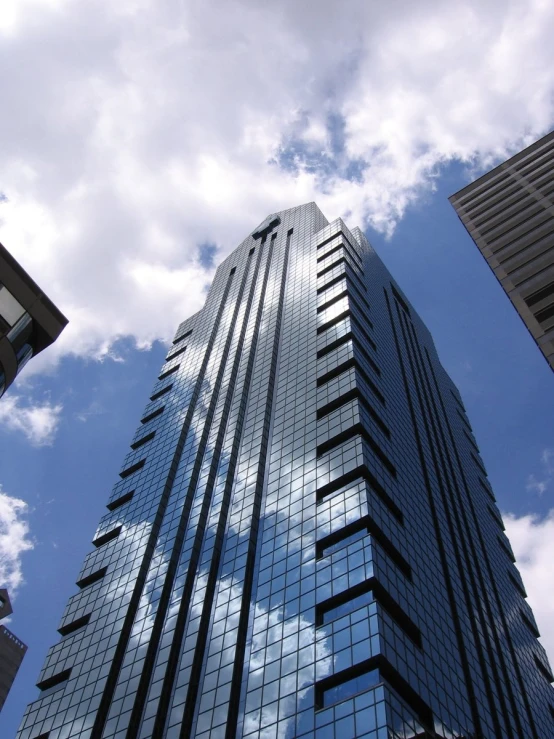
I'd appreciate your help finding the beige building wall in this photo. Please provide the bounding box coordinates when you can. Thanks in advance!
[450,131,554,371]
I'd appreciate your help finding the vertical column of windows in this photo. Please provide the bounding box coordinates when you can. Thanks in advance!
[104,256,255,739]
[168,226,290,739]
[89,271,237,739]
[235,219,329,739]
[160,239,275,736]
[147,242,269,737]
[384,289,484,738]
[424,349,548,738]
[222,228,292,739]
[399,308,518,738]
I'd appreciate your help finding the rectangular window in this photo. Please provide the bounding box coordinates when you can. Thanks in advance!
[141,406,164,425]
[535,302,554,325]
[317,256,347,279]
[150,384,173,402]
[130,431,155,450]
[316,423,396,479]
[487,505,505,530]
[58,614,91,637]
[316,516,412,579]
[321,666,380,708]
[318,527,367,558]
[534,654,554,683]
[316,466,403,523]
[37,668,72,693]
[0,282,26,327]
[316,579,421,646]
[521,610,540,639]
[497,535,516,563]
[317,309,350,335]
[316,389,390,438]
[106,490,134,511]
[317,287,349,314]
[172,329,192,345]
[317,331,353,360]
[166,344,188,362]
[316,357,385,406]
[320,588,374,625]
[119,459,145,479]
[508,571,527,598]
[316,242,344,263]
[317,241,363,270]
[317,273,349,296]
[76,567,107,589]
[93,526,122,548]
[158,364,180,381]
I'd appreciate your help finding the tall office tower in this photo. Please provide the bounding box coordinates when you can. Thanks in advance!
[449,130,554,370]
[0,242,68,397]
[0,589,28,711]
[18,204,553,739]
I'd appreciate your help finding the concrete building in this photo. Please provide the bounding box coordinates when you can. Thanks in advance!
[0,242,68,397]
[0,589,27,712]
[450,131,554,370]
[17,205,554,739]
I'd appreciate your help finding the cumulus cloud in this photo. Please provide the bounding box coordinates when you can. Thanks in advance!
[504,510,554,663]
[0,393,62,445]
[0,487,34,593]
[0,0,553,368]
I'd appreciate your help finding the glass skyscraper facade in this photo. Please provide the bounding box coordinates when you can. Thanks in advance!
[18,203,553,739]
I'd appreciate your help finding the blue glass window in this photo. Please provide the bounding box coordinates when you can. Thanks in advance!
[321,589,373,625]
[320,529,367,558]
[322,668,380,707]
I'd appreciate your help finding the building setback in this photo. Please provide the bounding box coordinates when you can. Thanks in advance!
[449,130,554,370]
[0,242,68,397]
[0,589,27,712]
[17,204,553,738]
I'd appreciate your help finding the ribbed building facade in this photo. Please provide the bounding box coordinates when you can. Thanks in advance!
[18,204,553,739]
[450,130,554,370]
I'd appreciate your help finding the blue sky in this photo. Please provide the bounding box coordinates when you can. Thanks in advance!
[1,0,554,735]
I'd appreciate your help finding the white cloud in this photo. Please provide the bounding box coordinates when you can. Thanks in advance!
[504,510,554,664]
[0,0,553,368]
[0,393,62,445]
[0,487,34,593]
[525,447,554,496]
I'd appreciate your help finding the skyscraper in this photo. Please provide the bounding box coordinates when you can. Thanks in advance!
[18,204,553,739]
[0,242,68,397]
[0,589,28,712]
[449,130,554,370]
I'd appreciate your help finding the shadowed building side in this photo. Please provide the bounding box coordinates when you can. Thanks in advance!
[0,242,68,397]
[450,130,554,370]
[0,589,27,712]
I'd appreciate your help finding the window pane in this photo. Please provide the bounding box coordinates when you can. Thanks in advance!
[0,284,25,327]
